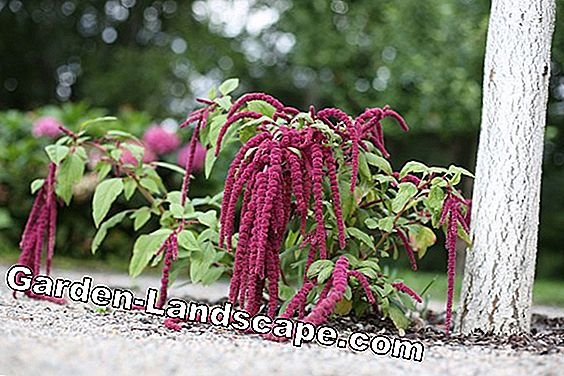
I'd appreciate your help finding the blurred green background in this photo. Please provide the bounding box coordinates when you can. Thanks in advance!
[0,1,562,285]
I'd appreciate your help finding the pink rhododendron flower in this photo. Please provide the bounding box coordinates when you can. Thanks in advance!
[143,125,181,155]
[32,116,63,138]
[177,142,206,172]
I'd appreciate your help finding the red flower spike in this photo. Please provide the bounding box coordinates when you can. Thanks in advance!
[323,148,346,249]
[348,270,376,304]
[16,163,62,303]
[227,93,284,119]
[303,256,349,326]
[310,143,327,259]
[392,282,423,303]
[396,229,418,271]
[280,281,315,319]
[215,111,263,156]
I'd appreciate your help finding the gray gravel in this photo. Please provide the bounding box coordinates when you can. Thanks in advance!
[1,264,563,376]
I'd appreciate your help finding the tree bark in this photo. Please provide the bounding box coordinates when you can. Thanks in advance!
[458,0,556,334]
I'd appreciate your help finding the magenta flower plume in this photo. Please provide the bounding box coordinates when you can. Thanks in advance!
[32,116,63,138]
[323,148,346,249]
[396,228,418,271]
[143,125,181,155]
[226,93,284,119]
[156,231,179,308]
[153,102,213,310]
[216,111,263,156]
[216,94,407,319]
[279,281,315,319]
[16,162,64,304]
[392,282,422,303]
[355,106,409,160]
[439,190,470,334]
[303,256,349,326]
[348,270,376,304]
[317,108,358,192]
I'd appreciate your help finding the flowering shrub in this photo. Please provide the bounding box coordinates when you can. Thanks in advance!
[32,116,64,138]
[14,79,471,334]
[143,125,181,155]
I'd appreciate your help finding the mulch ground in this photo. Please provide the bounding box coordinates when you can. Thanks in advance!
[332,312,564,355]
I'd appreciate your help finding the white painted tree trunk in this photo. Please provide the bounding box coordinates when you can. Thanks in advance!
[457,0,556,335]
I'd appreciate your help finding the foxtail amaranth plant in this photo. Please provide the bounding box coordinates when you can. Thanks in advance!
[15,78,471,335]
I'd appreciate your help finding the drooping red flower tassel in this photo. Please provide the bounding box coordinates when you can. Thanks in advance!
[16,162,64,304]
[396,228,418,271]
[392,281,423,303]
[439,191,468,334]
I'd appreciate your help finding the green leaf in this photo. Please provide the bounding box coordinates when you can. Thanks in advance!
[152,161,186,175]
[247,100,276,117]
[79,116,118,130]
[129,229,172,277]
[307,260,333,279]
[215,96,232,111]
[107,130,138,141]
[318,266,334,283]
[426,186,445,210]
[334,298,353,316]
[219,78,239,96]
[239,125,258,143]
[357,267,378,279]
[139,177,159,194]
[447,165,474,178]
[347,227,374,248]
[91,211,129,254]
[123,177,136,200]
[197,210,217,228]
[343,285,353,300]
[92,178,124,228]
[110,148,123,161]
[131,207,151,231]
[178,230,200,251]
[204,148,217,179]
[377,216,395,233]
[189,243,216,283]
[357,152,371,181]
[208,114,227,151]
[431,176,448,187]
[201,266,225,285]
[457,224,471,245]
[166,191,183,206]
[388,303,410,330]
[45,145,69,165]
[30,179,45,194]
[365,218,379,229]
[357,260,381,271]
[96,161,113,182]
[407,224,437,258]
[56,153,85,205]
[365,153,392,174]
[392,182,418,213]
[170,203,184,217]
[400,161,428,178]
[74,146,88,160]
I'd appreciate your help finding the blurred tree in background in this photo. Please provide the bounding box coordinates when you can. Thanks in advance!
[0,0,562,278]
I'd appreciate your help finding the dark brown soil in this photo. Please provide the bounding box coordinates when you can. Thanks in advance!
[181,293,563,355]
[332,312,564,355]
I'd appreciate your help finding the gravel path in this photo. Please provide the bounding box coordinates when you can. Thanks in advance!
[1,264,563,376]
